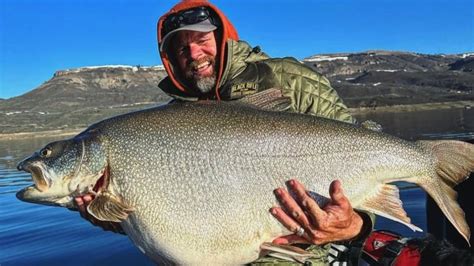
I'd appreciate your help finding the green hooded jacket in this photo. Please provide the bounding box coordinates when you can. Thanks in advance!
[157,1,354,123]
[158,39,356,124]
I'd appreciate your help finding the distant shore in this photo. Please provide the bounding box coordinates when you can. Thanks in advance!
[0,129,83,141]
[1,100,472,141]
[348,100,473,114]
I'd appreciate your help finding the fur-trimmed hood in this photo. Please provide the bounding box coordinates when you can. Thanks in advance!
[157,0,239,99]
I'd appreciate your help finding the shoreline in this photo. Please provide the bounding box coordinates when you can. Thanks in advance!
[348,100,473,114]
[1,101,472,141]
[0,129,83,141]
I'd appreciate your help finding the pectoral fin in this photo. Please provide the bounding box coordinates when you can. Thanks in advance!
[87,191,134,222]
[359,184,422,232]
[260,242,316,263]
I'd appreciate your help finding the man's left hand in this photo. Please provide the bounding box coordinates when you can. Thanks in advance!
[270,179,363,245]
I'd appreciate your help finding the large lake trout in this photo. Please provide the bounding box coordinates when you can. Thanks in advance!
[16,95,473,264]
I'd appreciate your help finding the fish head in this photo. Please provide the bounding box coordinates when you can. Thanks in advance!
[16,135,107,208]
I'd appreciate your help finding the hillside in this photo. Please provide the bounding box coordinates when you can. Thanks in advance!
[1,65,170,134]
[1,51,473,135]
[303,51,474,108]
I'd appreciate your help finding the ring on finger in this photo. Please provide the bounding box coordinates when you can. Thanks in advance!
[295,226,305,237]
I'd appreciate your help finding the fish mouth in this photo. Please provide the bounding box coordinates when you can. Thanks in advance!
[15,163,65,205]
[21,164,50,192]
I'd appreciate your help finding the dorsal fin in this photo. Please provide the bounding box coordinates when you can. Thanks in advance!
[238,88,291,111]
[360,120,384,132]
[359,184,422,232]
[87,190,134,222]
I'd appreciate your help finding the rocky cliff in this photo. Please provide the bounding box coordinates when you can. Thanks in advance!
[1,65,169,134]
[1,51,473,134]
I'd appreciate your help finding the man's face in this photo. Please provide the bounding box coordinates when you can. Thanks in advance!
[173,30,218,93]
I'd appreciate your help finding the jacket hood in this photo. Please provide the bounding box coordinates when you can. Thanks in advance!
[157,0,239,99]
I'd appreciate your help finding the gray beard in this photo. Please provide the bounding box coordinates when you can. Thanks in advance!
[195,75,216,94]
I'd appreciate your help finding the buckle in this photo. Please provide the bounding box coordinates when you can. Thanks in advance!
[328,243,351,265]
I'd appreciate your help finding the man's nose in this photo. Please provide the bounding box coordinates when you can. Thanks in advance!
[189,43,204,60]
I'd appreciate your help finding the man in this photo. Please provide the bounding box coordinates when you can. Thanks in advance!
[157,1,355,124]
[76,0,373,264]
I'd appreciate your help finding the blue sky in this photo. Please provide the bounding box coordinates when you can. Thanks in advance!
[0,0,472,99]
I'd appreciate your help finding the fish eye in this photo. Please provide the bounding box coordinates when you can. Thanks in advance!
[40,147,52,158]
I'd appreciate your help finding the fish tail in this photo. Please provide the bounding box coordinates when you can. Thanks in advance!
[417,140,474,245]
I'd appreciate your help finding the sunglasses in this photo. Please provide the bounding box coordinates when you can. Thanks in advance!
[163,7,219,36]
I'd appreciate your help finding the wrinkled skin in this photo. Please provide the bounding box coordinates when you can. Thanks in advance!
[271,179,363,245]
[173,30,218,93]
[174,30,217,81]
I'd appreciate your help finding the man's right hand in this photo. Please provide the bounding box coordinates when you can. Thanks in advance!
[270,179,365,245]
[74,194,126,235]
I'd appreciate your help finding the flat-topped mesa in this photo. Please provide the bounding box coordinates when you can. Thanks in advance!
[54,65,166,77]
[304,51,418,62]
[303,50,474,63]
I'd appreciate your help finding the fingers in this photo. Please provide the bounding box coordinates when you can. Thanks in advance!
[82,194,95,206]
[270,207,311,240]
[329,180,350,210]
[287,179,325,225]
[74,194,95,218]
[271,178,366,244]
[74,197,86,216]
[73,194,125,234]
[274,186,312,230]
[272,234,309,245]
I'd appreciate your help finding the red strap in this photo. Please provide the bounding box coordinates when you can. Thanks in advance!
[363,230,401,261]
[393,246,421,266]
[362,230,421,266]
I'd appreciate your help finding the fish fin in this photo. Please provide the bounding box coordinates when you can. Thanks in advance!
[415,140,474,245]
[238,88,291,112]
[360,120,383,132]
[359,184,422,232]
[419,140,473,186]
[87,191,134,222]
[260,242,316,263]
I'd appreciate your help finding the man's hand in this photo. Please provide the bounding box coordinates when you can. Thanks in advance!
[270,179,363,245]
[74,194,126,234]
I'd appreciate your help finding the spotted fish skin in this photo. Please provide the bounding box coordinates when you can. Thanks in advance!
[17,101,473,264]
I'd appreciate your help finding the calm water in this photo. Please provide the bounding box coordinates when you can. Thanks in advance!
[0,107,473,265]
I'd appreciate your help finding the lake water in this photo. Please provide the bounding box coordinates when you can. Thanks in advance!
[1,107,473,265]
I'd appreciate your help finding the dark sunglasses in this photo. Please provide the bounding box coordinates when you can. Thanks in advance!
[163,7,219,36]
